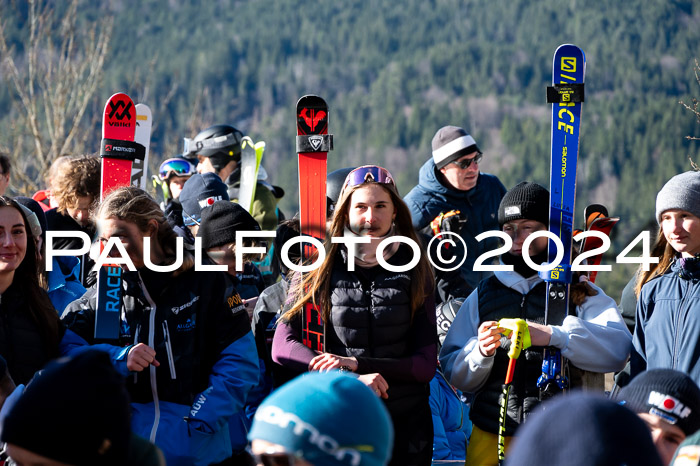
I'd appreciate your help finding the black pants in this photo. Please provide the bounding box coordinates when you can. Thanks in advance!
[387,395,434,466]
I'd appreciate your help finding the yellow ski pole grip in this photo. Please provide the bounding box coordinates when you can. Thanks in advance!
[497,318,531,360]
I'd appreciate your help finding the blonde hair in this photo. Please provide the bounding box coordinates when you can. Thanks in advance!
[51,155,100,213]
[283,182,433,323]
[97,187,194,273]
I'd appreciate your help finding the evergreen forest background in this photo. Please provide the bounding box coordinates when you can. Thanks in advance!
[2,0,700,299]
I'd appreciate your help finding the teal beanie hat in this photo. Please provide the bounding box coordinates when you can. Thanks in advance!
[249,372,393,466]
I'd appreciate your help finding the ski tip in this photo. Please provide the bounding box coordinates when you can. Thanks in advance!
[135,103,152,118]
[554,44,586,59]
[296,95,328,107]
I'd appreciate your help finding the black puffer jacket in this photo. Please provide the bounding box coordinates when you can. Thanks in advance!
[0,283,63,385]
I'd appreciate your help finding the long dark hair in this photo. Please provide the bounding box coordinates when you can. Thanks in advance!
[284,181,433,323]
[0,197,61,355]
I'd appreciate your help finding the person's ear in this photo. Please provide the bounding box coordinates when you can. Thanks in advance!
[147,219,159,237]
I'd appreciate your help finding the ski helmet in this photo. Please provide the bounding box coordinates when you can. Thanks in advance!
[326,167,356,216]
[183,124,244,171]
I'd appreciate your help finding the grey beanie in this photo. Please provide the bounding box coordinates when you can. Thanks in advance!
[656,171,700,223]
[432,125,481,169]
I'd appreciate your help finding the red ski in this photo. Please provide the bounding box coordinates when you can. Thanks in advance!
[581,215,620,283]
[95,92,143,340]
[296,95,333,351]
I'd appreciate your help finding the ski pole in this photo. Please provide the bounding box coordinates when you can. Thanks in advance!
[497,318,531,465]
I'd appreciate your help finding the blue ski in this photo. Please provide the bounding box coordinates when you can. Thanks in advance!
[538,44,586,397]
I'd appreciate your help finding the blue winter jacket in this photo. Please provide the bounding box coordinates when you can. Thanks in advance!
[631,257,700,384]
[60,266,259,466]
[48,256,86,316]
[429,368,471,460]
[404,159,506,292]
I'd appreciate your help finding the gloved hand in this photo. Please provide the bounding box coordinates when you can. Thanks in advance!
[430,210,467,237]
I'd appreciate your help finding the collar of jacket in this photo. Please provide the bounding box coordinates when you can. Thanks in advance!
[674,254,700,280]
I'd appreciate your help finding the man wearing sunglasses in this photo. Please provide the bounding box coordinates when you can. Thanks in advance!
[404,125,506,299]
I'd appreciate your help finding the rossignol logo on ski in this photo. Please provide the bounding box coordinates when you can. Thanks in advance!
[299,108,326,132]
[309,135,323,150]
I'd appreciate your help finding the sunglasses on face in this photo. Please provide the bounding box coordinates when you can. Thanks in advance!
[342,165,396,192]
[450,152,483,170]
[158,158,196,181]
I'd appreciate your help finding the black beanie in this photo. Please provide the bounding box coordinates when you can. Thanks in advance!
[498,181,550,227]
[2,350,131,465]
[617,369,700,436]
[197,200,261,250]
[506,392,663,466]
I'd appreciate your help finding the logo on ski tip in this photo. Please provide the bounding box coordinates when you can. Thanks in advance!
[105,145,112,152]
[108,101,132,121]
[299,108,326,132]
[561,57,576,73]
[309,136,323,151]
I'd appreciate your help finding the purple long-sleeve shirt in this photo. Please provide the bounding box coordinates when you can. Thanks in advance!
[271,286,437,383]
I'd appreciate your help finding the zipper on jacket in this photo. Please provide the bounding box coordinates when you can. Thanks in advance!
[138,275,161,443]
[133,324,140,384]
[162,321,177,380]
[672,279,691,369]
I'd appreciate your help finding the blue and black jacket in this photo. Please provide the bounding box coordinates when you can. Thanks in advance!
[61,264,259,466]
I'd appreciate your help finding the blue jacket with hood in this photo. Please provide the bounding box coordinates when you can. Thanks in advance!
[404,159,506,293]
[631,256,700,384]
[48,255,86,316]
[60,265,259,466]
[429,368,472,460]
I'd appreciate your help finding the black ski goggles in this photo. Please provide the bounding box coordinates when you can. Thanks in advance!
[158,158,195,181]
[342,165,396,193]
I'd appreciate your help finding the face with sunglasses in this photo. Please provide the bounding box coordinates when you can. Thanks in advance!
[439,151,482,191]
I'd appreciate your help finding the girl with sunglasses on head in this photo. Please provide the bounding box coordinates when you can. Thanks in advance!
[272,165,437,466]
[153,157,196,229]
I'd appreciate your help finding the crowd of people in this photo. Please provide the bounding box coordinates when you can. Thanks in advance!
[0,121,697,466]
